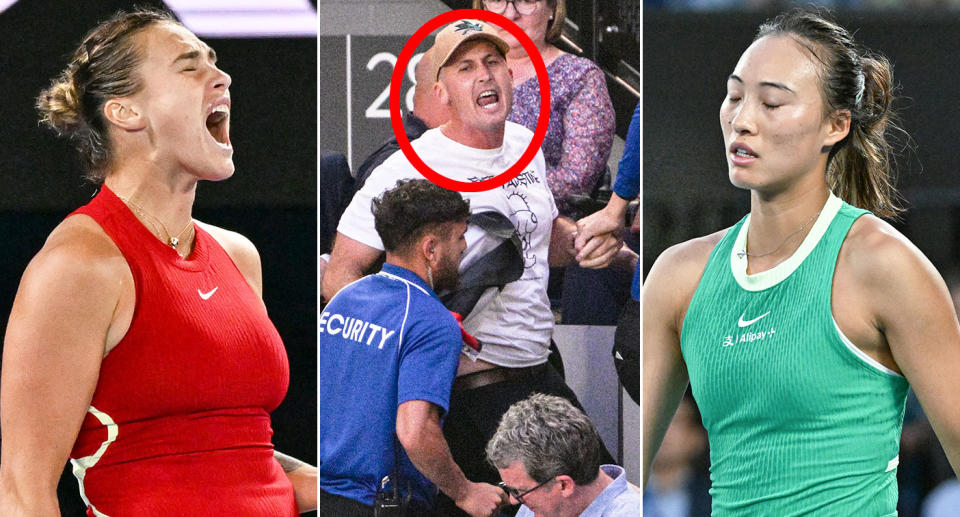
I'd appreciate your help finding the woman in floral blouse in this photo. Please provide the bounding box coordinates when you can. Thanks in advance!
[474,0,616,216]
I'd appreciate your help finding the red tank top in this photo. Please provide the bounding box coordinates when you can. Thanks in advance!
[67,186,296,516]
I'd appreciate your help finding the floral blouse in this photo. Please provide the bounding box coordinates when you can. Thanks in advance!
[508,53,616,216]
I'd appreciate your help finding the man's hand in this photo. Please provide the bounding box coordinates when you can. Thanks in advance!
[397,402,506,515]
[575,206,624,252]
[455,481,508,517]
[575,193,630,250]
[575,230,623,269]
[551,215,623,268]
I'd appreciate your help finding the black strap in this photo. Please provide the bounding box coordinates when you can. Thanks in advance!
[392,434,401,501]
[438,211,524,317]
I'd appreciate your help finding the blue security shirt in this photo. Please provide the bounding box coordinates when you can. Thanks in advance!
[612,99,642,301]
[612,99,640,203]
[318,263,463,507]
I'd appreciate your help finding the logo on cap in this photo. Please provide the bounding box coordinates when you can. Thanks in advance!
[454,20,484,34]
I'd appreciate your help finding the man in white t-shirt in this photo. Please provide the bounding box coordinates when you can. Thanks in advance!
[324,19,622,517]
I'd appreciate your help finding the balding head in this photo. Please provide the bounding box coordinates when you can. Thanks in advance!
[414,50,436,88]
[412,50,449,129]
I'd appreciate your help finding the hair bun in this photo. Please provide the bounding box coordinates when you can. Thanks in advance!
[37,78,84,136]
[37,8,176,182]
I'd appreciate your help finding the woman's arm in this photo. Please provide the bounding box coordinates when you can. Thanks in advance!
[274,452,317,513]
[642,234,720,487]
[0,219,127,516]
[549,64,616,212]
[841,218,960,476]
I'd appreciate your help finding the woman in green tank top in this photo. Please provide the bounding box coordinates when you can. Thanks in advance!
[643,9,960,516]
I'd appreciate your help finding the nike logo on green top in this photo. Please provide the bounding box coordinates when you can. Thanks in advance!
[738,311,770,327]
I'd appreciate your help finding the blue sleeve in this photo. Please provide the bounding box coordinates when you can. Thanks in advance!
[396,307,461,415]
[613,99,641,200]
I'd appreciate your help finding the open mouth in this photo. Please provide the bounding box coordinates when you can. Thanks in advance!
[476,89,500,110]
[730,143,757,160]
[206,104,231,148]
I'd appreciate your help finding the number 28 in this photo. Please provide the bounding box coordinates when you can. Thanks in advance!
[364,52,424,119]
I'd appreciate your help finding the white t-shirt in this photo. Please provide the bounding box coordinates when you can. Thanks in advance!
[338,122,558,367]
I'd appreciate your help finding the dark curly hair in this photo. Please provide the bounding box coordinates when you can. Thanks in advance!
[37,8,178,183]
[755,8,904,219]
[372,179,471,254]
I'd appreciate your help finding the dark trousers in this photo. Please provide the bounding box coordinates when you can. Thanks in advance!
[432,362,615,517]
[319,489,374,517]
[319,489,434,517]
[561,264,633,325]
[613,297,641,404]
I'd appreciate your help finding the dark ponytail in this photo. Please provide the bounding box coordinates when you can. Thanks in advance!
[757,9,904,219]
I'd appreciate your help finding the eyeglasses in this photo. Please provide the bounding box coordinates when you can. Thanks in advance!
[498,477,554,505]
[482,0,542,16]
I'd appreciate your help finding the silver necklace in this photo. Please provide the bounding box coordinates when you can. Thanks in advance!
[117,195,193,253]
[737,209,821,259]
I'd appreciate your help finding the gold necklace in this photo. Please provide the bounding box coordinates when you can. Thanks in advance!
[737,209,821,259]
[117,195,193,252]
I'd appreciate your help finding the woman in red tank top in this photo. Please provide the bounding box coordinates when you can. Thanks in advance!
[0,9,316,516]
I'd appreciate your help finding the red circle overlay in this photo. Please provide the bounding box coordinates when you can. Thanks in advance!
[389,9,550,193]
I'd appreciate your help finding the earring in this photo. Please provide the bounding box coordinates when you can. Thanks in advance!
[427,265,434,289]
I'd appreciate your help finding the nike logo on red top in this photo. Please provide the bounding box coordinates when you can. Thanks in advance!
[198,287,219,300]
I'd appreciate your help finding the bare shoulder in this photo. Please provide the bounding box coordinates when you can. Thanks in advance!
[648,229,727,286]
[645,229,728,329]
[836,213,950,333]
[839,214,934,287]
[28,214,128,288]
[198,221,260,262]
[9,215,130,351]
[196,221,262,294]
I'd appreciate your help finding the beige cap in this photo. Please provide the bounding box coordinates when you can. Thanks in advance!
[429,19,510,81]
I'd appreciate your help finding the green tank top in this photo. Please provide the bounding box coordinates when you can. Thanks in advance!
[681,194,909,516]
